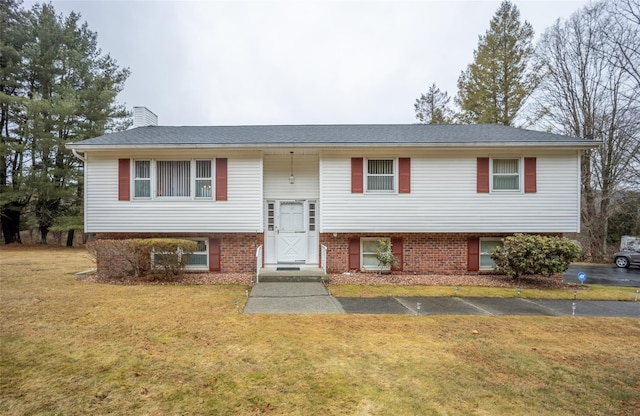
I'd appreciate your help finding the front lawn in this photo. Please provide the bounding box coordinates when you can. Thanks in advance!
[1,246,638,415]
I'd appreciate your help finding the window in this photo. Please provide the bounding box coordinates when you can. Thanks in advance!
[134,160,151,198]
[361,238,391,271]
[367,159,394,191]
[266,201,275,231]
[132,159,215,199]
[152,239,208,270]
[157,160,190,197]
[480,239,503,270]
[492,159,520,191]
[185,239,208,269]
[308,202,316,232]
[195,160,212,198]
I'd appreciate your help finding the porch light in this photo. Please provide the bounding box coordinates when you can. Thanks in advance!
[289,151,295,184]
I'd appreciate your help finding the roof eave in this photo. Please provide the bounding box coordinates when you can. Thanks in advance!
[66,141,600,151]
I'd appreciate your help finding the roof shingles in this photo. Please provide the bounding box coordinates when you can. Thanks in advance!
[68,124,593,148]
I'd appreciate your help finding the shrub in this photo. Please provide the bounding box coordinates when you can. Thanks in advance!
[490,234,581,278]
[148,239,198,279]
[88,238,198,281]
[375,239,398,271]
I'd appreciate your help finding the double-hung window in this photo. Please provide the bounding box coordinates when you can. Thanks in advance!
[185,239,208,269]
[367,159,394,192]
[480,238,503,270]
[492,159,520,191]
[361,237,391,271]
[195,160,212,198]
[134,160,151,198]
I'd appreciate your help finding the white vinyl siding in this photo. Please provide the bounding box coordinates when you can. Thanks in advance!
[84,151,262,232]
[320,149,581,233]
[263,153,319,199]
[492,159,519,191]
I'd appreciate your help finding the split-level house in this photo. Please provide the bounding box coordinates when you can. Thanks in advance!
[67,107,596,277]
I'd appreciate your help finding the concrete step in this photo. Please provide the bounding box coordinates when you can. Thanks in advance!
[258,268,326,283]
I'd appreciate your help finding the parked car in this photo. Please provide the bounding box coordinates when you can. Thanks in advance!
[613,250,640,268]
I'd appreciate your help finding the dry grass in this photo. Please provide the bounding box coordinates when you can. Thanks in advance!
[1,246,639,415]
[329,283,639,301]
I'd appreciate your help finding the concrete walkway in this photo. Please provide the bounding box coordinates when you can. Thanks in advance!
[244,282,344,314]
[244,282,640,317]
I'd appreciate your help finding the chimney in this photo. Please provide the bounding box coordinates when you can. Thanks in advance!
[132,107,158,128]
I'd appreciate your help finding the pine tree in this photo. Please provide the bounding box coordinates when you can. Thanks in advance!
[414,83,453,124]
[1,2,130,244]
[456,1,539,126]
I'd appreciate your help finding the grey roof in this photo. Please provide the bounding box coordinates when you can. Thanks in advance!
[67,124,596,149]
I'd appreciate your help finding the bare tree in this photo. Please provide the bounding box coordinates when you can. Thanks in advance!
[535,1,640,260]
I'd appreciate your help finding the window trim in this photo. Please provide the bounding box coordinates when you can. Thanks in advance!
[365,158,396,193]
[132,159,215,200]
[479,238,503,271]
[361,237,391,271]
[490,157,522,193]
[133,160,151,199]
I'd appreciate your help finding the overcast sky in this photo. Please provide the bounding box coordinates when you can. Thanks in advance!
[26,0,589,126]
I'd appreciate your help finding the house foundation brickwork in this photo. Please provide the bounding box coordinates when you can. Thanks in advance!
[95,232,263,274]
[319,232,512,275]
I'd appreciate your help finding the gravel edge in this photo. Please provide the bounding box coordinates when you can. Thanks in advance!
[82,271,574,289]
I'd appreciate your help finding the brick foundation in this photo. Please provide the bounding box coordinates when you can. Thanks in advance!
[95,232,263,274]
[320,233,513,275]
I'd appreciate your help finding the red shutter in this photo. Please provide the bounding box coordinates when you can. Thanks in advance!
[477,157,490,193]
[391,237,403,271]
[398,158,411,193]
[524,157,537,193]
[467,237,480,271]
[348,238,360,270]
[351,158,363,193]
[118,159,130,201]
[216,158,227,201]
[209,238,221,271]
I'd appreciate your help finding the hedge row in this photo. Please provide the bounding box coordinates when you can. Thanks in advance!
[87,238,198,281]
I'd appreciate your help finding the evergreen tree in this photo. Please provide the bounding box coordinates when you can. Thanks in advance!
[1,2,130,244]
[414,83,453,124]
[0,0,30,243]
[456,1,539,126]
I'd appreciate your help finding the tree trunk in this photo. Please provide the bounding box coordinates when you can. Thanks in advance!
[1,206,22,244]
[66,229,75,247]
[38,226,49,244]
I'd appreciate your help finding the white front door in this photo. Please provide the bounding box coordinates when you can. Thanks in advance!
[277,201,307,263]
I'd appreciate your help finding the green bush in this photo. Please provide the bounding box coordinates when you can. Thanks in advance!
[88,238,198,280]
[490,234,581,278]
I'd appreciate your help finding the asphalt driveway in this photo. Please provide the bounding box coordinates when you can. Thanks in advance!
[563,264,640,287]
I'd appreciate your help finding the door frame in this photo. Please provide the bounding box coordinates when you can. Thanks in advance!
[264,199,319,266]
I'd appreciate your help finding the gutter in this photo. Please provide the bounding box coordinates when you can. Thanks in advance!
[65,141,602,151]
[71,148,86,162]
